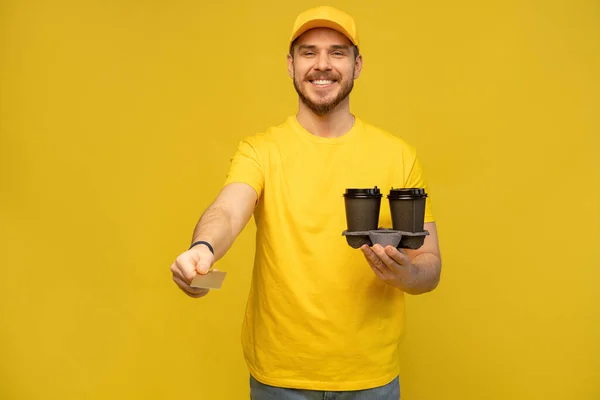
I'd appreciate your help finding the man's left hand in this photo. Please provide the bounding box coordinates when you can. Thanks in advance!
[360,244,416,289]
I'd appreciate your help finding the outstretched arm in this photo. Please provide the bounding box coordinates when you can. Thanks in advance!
[170,182,258,298]
[190,182,258,261]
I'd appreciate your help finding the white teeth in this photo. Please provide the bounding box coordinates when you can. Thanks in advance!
[313,80,333,85]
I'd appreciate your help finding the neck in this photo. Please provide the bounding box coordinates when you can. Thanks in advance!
[296,98,355,138]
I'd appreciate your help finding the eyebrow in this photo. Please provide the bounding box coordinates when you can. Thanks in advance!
[297,44,350,51]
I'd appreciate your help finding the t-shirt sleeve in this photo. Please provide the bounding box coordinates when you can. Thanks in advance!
[223,137,265,199]
[404,154,436,223]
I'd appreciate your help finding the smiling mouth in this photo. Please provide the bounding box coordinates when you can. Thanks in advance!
[309,79,337,86]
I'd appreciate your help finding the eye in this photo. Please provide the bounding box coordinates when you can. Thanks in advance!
[332,51,344,57]
[303,51,315,56]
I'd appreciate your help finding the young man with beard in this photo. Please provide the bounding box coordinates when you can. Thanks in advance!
[170,5,442,399]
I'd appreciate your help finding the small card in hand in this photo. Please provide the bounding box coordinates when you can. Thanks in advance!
[190,270,227,290]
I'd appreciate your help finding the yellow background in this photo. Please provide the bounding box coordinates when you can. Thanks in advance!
[1,0,598,399]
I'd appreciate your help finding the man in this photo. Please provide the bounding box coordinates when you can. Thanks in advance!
[170,5,442,399]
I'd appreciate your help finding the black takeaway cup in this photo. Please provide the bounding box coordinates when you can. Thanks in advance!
[387,188,428,233]
[343,187,382,232]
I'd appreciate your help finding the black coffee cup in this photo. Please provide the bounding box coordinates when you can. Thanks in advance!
[387,188,427,233]
[343,186,382,232]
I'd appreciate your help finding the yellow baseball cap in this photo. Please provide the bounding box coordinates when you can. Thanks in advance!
[289,6,359,49]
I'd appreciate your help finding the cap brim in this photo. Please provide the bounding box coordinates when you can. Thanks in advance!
[290,19,358,47]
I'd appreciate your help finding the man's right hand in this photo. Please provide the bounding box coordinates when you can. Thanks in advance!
[170,245,215,298]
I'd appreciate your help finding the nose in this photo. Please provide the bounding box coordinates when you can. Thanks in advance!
[315,52,332,71]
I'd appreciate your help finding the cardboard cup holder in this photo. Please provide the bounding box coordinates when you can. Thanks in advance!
[342,228,429,250]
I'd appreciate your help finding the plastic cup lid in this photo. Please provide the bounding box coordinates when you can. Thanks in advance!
[344,186,382,198]
[387,187,427,199]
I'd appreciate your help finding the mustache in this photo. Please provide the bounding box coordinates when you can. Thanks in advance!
[306,73,340,81]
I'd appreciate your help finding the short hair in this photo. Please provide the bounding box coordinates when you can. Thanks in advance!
[289,38,360,59]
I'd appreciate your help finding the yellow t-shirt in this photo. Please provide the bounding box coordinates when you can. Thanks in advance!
[223,115,435,391]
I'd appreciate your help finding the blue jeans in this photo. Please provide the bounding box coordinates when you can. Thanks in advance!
[249,375,400,400]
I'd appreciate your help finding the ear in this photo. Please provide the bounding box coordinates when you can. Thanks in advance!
[287,53,294,79]
[353,54,363,80]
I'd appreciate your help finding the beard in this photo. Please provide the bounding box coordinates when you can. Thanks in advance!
[293,67,355,116]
